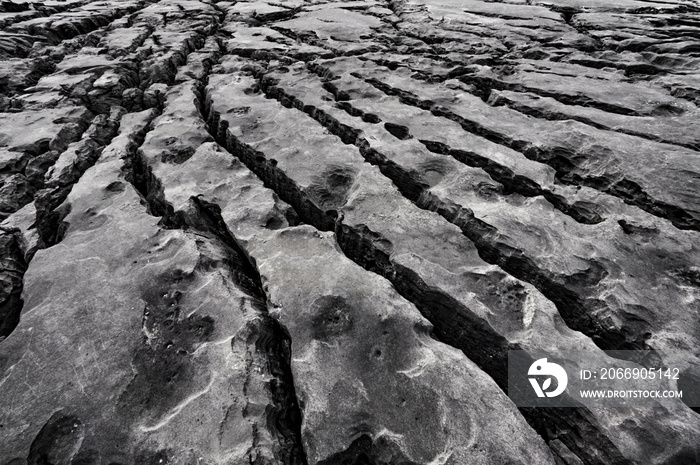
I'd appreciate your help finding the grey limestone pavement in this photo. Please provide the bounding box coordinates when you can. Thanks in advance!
[0,0,699,464]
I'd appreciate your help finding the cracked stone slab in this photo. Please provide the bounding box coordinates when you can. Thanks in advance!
[0,0,699,464]
[0,109,285,464]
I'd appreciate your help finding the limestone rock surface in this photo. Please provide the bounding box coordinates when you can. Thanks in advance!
[0,0,699,464]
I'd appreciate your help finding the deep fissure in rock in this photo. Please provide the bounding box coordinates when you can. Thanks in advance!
[201,69,631,465]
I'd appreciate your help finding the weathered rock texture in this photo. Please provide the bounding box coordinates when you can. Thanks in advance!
[0,0,699,464]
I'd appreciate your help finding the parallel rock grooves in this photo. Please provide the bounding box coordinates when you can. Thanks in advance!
[0,107,123,338]
[355,54,700,152]
[0,101,300,463]
[460,73,655,117]
[417,138,604,224]
[487,89,700,151]
[359,74,700,231]
[0,0,145,100]
[259,70,645,355]
[1,1,699,464]
[307,65,604,225]
[202,69,633,465]
[36,106,125,247]
[129,75,309,465]
[126,149,309,464]
[119,9,310,460]
[0,106,94,216]
[135,67,556,464]
[0,0,224,343]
